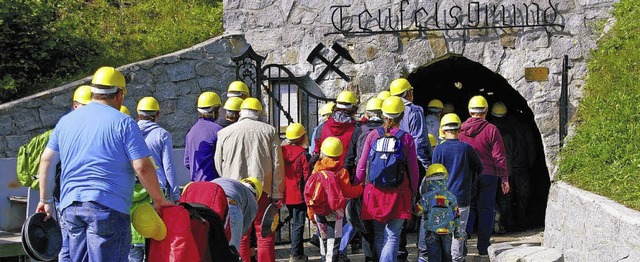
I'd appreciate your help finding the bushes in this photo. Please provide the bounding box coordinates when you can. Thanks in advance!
[558,0,640,210]
[0,0,223,103]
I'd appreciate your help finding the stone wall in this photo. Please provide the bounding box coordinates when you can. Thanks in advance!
[544,182,640,261]
[0,34,249,157]
[223,0,619,177]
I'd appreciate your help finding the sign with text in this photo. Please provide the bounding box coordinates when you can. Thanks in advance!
[525,67,549,81]
[326,0,563,36]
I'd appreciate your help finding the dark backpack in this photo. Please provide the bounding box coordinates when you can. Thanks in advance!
[366,127,407,188]
[180,203,240,262]
[304,170,347,216]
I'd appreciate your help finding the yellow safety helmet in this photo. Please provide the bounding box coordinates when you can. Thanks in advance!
[197,92,222,108]
[120,105,131,116]
[241,97,263,112]
[468,95,488,113]
[137,97,160,112]
[426,163,448,178]
[441,113,461,131]
[132,203,167,241]
[389,78,412,96]
[491,102,507,117]
[241,177,263,200]
[427,99,444,109]
[319,102,335,117]
[365,97,383,111]
[73,85,92,105]
[285,123,306,140]
[428,134,437,147]
[336,91,357,107]
[227,81,250,97]
[91,66,127,96]
[223,97,244,112]
[381,96,405,118]
[377,91,391,100]
[321,137,343,157]
[443,103,455,114]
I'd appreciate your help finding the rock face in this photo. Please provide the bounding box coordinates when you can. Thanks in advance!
[222,0,619,177]
[544,182,640,261]
[0,35,248,157]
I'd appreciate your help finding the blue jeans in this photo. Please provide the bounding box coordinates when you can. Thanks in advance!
[425,231,452,262]
[288,204,306,257]
[228,203,243,249]
[339,222,355,253]
[60,201,131,262]
[372,219,404,262]
[418,216,427,260]
[128,245,144,262]
[466,175,499,254]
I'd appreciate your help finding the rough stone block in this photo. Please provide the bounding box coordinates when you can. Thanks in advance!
[180,48,205,60]
[6,135,32,155]
[204,39,232,55]
[175,79,198,96]
[13,109,41,132]
[130,70,152,85]
[167,62,196,82]
[195,60,219,76]
[522,247,563,262]
[0,114,13,136]
[39,107,67,128]
[159,56,179,64]
[156,82,178,101]
[494,246,546,262]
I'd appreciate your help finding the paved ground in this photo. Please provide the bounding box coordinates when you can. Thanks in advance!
[274,227,544,261]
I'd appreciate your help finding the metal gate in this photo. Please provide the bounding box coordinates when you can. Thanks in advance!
[233,46,335,244]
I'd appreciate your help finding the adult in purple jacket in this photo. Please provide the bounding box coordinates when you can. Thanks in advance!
[184,91,223,181]
[459,96,510,256]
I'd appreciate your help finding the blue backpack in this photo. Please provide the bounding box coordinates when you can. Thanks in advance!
[366,127,407,188]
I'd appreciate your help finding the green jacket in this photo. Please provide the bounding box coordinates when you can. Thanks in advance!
[130,184,151,245]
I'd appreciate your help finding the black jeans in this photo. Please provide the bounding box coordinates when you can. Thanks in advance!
[288,204,307,257]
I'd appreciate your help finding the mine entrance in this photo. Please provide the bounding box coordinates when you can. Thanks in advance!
[408,55,550,231]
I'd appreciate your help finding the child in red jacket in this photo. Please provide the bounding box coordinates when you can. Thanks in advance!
[282,123,311,262]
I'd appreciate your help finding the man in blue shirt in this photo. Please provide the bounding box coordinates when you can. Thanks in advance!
[184,91,223,181]
[37,66,172,262]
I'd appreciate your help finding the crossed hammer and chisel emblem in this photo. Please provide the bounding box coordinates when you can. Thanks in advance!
[307,43,355,84]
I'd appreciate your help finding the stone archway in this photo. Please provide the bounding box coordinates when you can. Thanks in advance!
[408,54,550,230]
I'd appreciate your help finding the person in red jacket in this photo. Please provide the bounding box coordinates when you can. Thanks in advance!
[355,96,419,261]
[313,91,359,164]
[281,123,311,262]
[310,137,363,262]
[459,96,510,256]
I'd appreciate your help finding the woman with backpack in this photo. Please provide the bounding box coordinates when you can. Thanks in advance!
[355,96,419,262]
[305,137,363,262]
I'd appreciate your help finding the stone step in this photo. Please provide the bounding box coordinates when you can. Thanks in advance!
[489,242,563,262]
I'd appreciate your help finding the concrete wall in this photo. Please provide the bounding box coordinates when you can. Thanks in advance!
[223,0,619,177]
[0,34,250,158]
[544,182,640,261]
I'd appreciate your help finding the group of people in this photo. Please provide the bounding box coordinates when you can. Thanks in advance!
[34,65,513,262]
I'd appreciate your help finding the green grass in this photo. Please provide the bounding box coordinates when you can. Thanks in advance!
[1,0,223,102]
[558,0,640,210]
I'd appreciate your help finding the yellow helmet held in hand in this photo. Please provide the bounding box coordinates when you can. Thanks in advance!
[241,177,263,199]
[321,137,343,157]
[92,66,127,96]
[228,81,250,97]
[426,163,448,178]
[198,92,222,108]
[120,105,131,116]
[132,203,167,241]
[223,97,244,112]
[468,95,488,113]
[336,91,357,106]
[137,97,160,112]
[241,97,263,112]
[428,134,437,147]
[381,96,405,118]
[365,97,383,111]
[389,78,412,96]
[319,102,335,116]
[285,123,306,140]
[441,113,461,131]
[377,91,391,100]
[491,102,507,117]
[73,85,92,105]
[443,103,455,114]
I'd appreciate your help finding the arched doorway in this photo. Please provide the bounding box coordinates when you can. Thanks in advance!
[407,55,550,231]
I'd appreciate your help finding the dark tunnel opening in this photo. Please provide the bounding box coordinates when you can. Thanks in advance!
[407,55,550,231]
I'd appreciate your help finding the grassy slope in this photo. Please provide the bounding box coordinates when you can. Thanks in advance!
[558,0,640,210]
